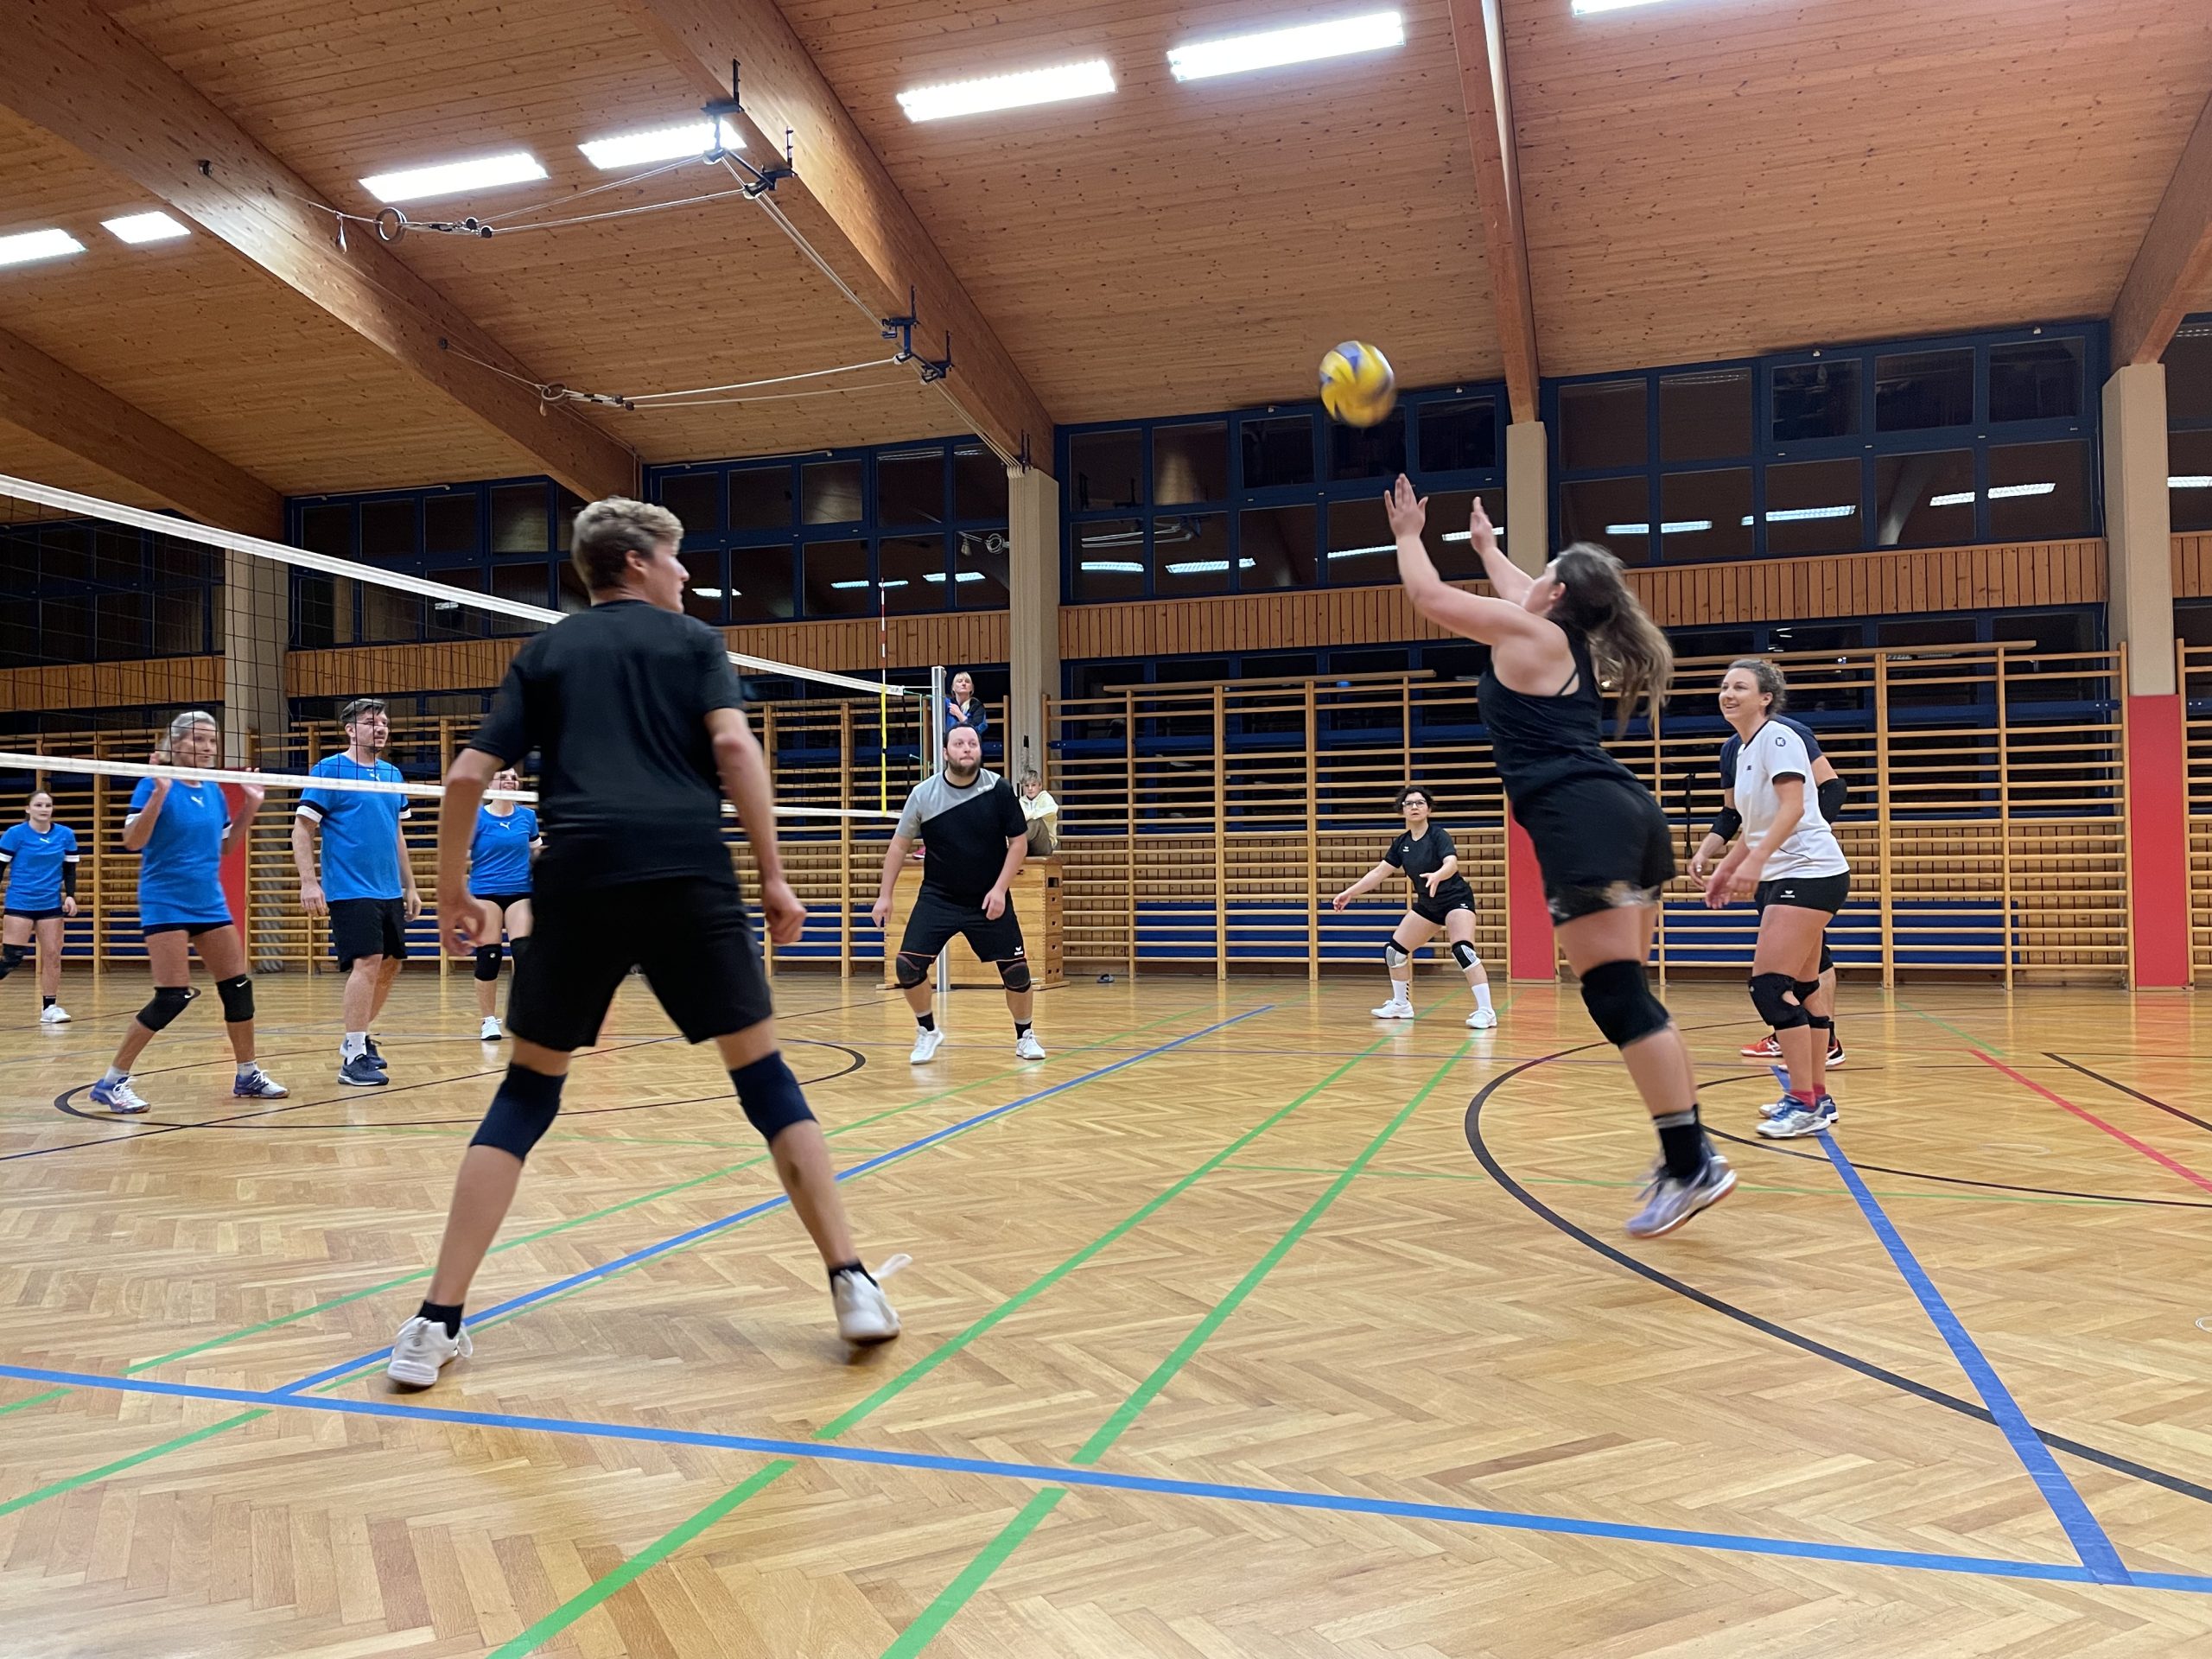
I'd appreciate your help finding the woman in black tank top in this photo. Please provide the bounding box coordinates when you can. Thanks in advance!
[1384,475,1734,1239]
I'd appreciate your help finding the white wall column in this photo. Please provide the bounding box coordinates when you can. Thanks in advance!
[1505,420,1548,576]
[1006,464,1060,782]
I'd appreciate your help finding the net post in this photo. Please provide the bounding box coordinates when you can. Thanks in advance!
[929,665,948,1013]
[838,700,854,980]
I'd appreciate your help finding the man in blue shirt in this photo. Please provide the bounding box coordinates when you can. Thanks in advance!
[292,697,423,1086]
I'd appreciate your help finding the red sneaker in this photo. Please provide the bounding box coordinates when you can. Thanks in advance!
[1739,1033,1782,1060]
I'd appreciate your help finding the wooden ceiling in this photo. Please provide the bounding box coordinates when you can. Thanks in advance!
[0,0,2204,519]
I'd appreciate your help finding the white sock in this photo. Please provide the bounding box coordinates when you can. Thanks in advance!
[100,1065,127,1086]
[1471,982,1493,1014]
[342,1031,367,1061]
[236,1061,257,1081]
[1386,981,1409,1005]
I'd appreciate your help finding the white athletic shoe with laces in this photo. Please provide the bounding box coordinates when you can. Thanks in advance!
[1014,1032,1046,1060]
[1372,997,1415,1020]
[479,1015,503,1041]
[833,1253,910,1344]
[385,1314,472,1389]
[909,1027,945,1064]
[39,1004,69,1025]
[1465,1007,1498,1029]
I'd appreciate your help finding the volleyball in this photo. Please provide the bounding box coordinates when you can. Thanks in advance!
[1319,340,1396,426]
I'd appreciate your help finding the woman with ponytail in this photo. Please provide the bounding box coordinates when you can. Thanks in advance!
[1386,476,1731,1237]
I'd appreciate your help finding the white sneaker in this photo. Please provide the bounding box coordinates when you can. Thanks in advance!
[909,1027,945,1064]
[1371,997,1415,1020]
[1014,1032,1046,1060]
[386,1314,472,1389]
[833,1253,910,1344]
[1465,1007,1498,1029]
[479,1015,503,1040]
[39,1004,69,1025]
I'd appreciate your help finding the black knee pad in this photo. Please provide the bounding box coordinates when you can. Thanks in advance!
[137,985,197,1032]
[1451,940,1481,971]
[474,942,505,982]
[1579,960,1670,1049]
[893,950,930,990]
[1750,971,1809,1030]
[1818,943,1834,975]
[0,943,22,978]
[1383,940,1410,971]
[215,973,253,1024]
[730,1052,816,1143]
[470,1064,567,1160]
[998,956,1033,994]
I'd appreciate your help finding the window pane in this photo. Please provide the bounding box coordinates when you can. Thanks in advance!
[1878,617,1975,650]
[2170,429,2212,532]
[729,545,795,622]
[92,526,142,587]
[1241,416,1315,489]
[876,449,944,526]
[294,574,355,646]
[1988,441,2094,541]
[1154,513,1231,596]
[359,499,416,560]
[362,582,424,641]
[1238,506,1318,589]
[1763,459,1864,554]
[428,567,484,640]
[40,526,88,585]
[879,534,944,614]
[95,590,147,659]
[658,473,721,536]
[1421,489,1506,580]
[802,540,868,616]
[1154,423,1227,504]
[1559,379,1647,471]
[1324,499,1395,583]
[1659,469,1752,560]
[1068,429,1142,510]
[1559,476,1650,564]
[299,505,353,559]
[423,493,479,556]
[1328,408,1406,480]
[728,467,793,531]
[955,528,1008,607]
[1071,518,1144,601]
[1872,449,1974,547]
[679,549,724,624]
[153,535,214,586]
[1771,359,1860,442]
[802,460,864,525]
[490,483,549,553]
[154,589,205,655]
[952,446,1007,520]
[488,563,546,632]
[557,562,589,613]
[1417,397,1497,473]
[1989,339,2082,423]
[42,596,90,659]
[1659,371,1751,461]
[2169,326,2212,424]
[556,490,584,554]
[1874,348,1973,432]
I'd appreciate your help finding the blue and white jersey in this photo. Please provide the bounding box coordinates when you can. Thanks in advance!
[297,754,410,901]
[467,804,538,897]
[0,821,76,910]
[129,777,230,926]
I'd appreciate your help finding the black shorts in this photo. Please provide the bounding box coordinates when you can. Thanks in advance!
[473,892,531,912]
[143,918,232,940]
[896,887,1027,973]
[328,897,410,969]
[507,877,772,1050]
[1755,871,1850,913]
[4,906,63,922]
[1516,776,1677,925]
[1409,893,1476,927]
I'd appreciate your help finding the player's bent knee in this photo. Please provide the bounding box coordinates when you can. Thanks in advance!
[470,1064,566,1160]
[473,942,505,982]
[998,957,1032,994]
[730,1052,815,1144]
[214,973,253,1024]
[137,985,198,1032]
[1580,961,1669,1049]
[1451,940,1481,971]
[893,951,930,991]
[1383,940,1410,972]
[1749,971,1808,1029]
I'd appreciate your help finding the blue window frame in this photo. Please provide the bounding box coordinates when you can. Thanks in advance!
[1060,385,1509,604]
[1548,324,2104,563]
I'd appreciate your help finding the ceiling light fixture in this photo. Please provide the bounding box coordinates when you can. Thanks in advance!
[1605,520,1710,536]
[1167,10,1403,80]
[578,120,743,170]
[897,60,1116,123]
[1571,0,1675,15]
[360,151,548,204]
[1079,561,1145,574]
[101,211,189,245]
[2171,475,2212,489]
[0,228,86,269]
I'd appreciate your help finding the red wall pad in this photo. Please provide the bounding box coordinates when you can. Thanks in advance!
[1505,809,1556,982]
[2125,695,2192,990]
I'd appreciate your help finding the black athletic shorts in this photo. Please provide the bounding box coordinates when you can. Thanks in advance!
[1409,893,1477,927]
[328,896,409,969]
[1516,776,1677,925]
[896,887,1027,976]
[4,907,63,922]
[507,876,772,1050]
[473,891,531,912]
[1755,871,1850,913]
[143,918,232,940]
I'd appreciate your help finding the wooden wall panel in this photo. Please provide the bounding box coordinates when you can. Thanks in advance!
[0,656,220,715]
[2175,532,2212,598]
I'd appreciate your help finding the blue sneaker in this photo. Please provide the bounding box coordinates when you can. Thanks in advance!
[1758,1096,1838,1139]
[232,1066,289,1100]
[89,1076,149,1115]
[365,1038,388,1071]
[338,1053,388,1088]
[1624,1152,1735,1238]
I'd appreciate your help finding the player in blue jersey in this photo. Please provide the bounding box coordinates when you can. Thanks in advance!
[466,767,540,1040]
[86,711,285,1113]
[0,789,80,1025]
[291,697,423,1087]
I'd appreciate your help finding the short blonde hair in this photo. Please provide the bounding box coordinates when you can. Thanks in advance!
[572,497,683,591]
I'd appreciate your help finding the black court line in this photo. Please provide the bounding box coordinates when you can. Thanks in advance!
[2046,1054,2212,1138]
[1464,1053,2212,1511]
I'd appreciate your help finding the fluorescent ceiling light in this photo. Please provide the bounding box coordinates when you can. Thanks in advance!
[690,587,724,598]
[1328,543,1395,559]
[1167,10,1403,80]
[1929,492,1975,508]
[101,211,189,245]
[1080,561,1144,573]
[1605,520,1709,535]
[897,60,1115,123]
[921,571,988,582]
[1571,0,1674,14]
[1987,481,2055,499]
[1165,557,1257,575]
[0,228,86,269]
[360,151,547,204]
[2171,475,2212,489]
[830,580,872,590]
[1741,505,1856,525]
[579,120,742,170]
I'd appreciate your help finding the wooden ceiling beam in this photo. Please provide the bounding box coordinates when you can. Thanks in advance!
[0,327,283,538]
[0,0,637,503]
[614,0,1055,470]
[1446,0,1541,423]
[2113,91,2212,368]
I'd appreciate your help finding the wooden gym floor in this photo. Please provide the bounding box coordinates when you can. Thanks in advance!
[0,967,2207,1656]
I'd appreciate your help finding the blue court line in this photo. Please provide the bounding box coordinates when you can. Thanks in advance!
[273,1007,1272,1395]
[1,1359,2202,1596]
[1812,1126,2133,1585]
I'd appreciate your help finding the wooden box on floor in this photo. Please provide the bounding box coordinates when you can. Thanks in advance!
[882,858,1064,990]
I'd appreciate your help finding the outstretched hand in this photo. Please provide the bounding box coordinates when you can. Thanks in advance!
[1468,494,1499,557]
[1382,474,1428,539]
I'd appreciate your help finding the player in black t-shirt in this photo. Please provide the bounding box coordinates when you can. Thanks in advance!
[872,723,1039,1065]
[1332,785,1497,1029]
[385,498,904,1392]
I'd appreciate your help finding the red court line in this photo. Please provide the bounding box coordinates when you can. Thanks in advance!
[1973,1051,2212,1197]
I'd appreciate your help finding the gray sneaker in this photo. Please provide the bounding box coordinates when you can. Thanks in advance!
[1624,1152,1736,1238]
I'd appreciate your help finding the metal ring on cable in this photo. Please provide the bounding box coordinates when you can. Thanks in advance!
[374,207,409,244]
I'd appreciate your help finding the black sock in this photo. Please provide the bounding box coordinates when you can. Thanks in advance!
[828,1259,870,1287]
[1014,1020,1032,1038]
[915,1012,936,1032]
[1653,1107,1708,1180]
[41,996,54,1009]
[417,1300,464,1338]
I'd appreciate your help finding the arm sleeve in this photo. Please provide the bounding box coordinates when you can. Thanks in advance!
[126,776,154,823]
[894,787,925,843]
[1716,740,1736,786]
[62,860,76,898]
[1382,835,1405,868]
[468,660,533,765]
[0,825,15,862]
[1767,725,1813,784]
[697,629,744,715]
[971,703,989,735]
[388,763,412,821]
[1434,829,1459,861]
[296,760,336,823]
[1793,719,1823,761]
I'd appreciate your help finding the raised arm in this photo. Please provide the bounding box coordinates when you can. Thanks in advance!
[706,705,803,945]
[122,760,169,853]
[1388,476,1549,648]
[1466,495,1530,604]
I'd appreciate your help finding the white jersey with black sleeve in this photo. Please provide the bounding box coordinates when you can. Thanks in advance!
[1733,720,1848,880]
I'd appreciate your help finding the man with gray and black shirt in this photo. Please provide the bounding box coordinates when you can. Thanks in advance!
[871,723,1040,1065]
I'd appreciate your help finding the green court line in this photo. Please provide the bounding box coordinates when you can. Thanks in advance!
[1894,995,2008,1058]
[1219,1161,2145,1207]
[879,1489,1066,1659]
[0,1408,266,1517]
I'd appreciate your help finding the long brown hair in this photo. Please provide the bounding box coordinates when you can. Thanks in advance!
[1549,544,1672,732]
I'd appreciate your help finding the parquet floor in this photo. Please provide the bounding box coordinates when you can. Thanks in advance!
[0,965,2207,1656]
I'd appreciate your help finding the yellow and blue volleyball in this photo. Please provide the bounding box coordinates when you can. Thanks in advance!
[1318,340,1396,427]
